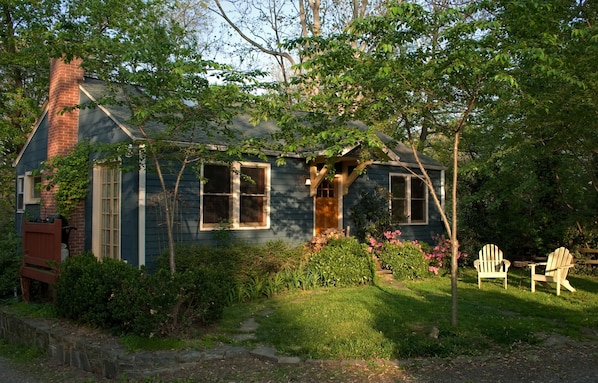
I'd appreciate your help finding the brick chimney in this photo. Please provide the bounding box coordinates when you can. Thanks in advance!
[47,57,83,157]
[41,57,86,255]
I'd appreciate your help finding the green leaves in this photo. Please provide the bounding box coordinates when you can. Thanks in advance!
[307,237,375,287]
[1,0,62,226]
[37,142,93,219]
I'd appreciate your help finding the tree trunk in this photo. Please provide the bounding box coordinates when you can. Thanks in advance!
[450,129,460,327]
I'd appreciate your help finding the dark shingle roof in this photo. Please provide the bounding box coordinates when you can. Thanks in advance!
[80,77,444,169]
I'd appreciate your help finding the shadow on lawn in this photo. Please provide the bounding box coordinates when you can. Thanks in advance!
[254,270,598,361]
[569,275,598,293]
[366,271,598,359]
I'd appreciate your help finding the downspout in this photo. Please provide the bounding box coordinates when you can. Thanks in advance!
[138,144,146,268]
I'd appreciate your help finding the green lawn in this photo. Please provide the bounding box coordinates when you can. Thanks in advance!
[218,267,598,360]
[4,267,597,362]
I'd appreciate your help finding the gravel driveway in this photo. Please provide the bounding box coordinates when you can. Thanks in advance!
[0,356,44,383]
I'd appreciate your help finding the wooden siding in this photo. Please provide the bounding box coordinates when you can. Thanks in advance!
[142,157,314,271]
[119,170,139,265]
[343,164,444,246]
[78,92,132,146]
[14,113,49,235]
[78,92,136,262]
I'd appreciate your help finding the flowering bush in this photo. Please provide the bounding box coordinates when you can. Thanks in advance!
[370,230,429,280]
[368,229,403,253]
[425,234,468,275]
[369,231,469,277]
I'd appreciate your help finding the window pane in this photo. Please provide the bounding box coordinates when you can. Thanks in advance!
[203,195,230,223]
[98,166,120,259]
[316,179,334,198]
[240,167,265,194]
[204,165,231,193]
[17,177,24,210]
[240,196,264,224]
[391,176,406,198]
[411,200,425,222]
[411,178,425,199]
[391,199,406,223]
[32,176,42,199]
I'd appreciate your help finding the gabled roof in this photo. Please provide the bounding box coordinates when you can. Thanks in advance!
[81,77,280,146]
[16,77,443,171]
[376,131,444,170]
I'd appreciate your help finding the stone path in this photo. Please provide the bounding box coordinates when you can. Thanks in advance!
[376,268,410,290]
[229,308,301,365]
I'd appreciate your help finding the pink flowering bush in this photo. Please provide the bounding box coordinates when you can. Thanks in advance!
[368,229,402,253]
[424,234,468,275]
[370,230,429,280]
[369,231,469,277]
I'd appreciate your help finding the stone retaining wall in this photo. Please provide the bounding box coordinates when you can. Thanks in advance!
[0,308,125,378]
[0,307,296,380]
[0,308,251,379]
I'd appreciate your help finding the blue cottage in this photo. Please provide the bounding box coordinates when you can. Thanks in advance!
[14,58,446,270]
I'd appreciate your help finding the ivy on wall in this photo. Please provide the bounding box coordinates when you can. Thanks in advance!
[36,142,92,219]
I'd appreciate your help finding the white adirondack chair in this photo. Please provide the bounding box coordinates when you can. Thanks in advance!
[474,244,511,289]
[530,247,576,296]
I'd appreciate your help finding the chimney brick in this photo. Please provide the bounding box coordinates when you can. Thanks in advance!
[42,57,86,253]
[47,57,83,158]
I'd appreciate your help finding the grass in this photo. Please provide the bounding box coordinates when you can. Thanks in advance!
[3,267,597,364]
[0,339,44,363]
[2,300,56,318]
[214,267,598,360]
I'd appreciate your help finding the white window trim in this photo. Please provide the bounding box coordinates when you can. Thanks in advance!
[16,172,42,213]
[200,161,271,231]
[389,173,429,225]
[24,171,42,205]
[16,176,25,213]
[92,164,122,260]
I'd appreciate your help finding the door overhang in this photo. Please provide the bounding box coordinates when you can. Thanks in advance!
[307,158,372,197]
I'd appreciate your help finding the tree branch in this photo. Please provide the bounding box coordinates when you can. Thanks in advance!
[211,0,296,67]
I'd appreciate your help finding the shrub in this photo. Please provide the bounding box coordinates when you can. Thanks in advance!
[372,231,429,280]
[306,237,375,287]
[108,269,178,337]
[159,241,306,304]
[160,241,304,278]
[109,266,233,337]
[425,234,469,274]
[378,241,429,280]
[349,186,394,243]
[174,266,233,326]
[56,252,234,337]
[55,253,141,328]
[0,230,20,298]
